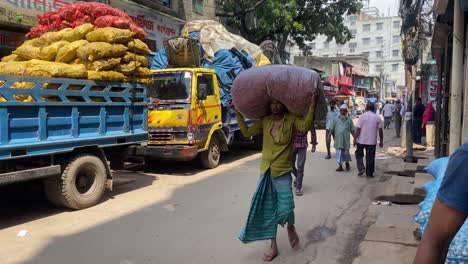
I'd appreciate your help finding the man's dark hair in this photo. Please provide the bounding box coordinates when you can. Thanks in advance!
[330,99,337,105]
[366,102,376,112]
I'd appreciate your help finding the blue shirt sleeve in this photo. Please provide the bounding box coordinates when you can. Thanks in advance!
[437,143,468,214]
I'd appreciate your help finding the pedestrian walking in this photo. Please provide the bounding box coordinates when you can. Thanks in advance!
[422,102,434,137]
[394,100,403,138]
[354,102,384,178]
[413,97,425,144]
[325,99,340,159]
[382,101,394,129]
[331,104,355,172]
[292,125,317,196]
[236,99,315,261]
[413,142,468,264]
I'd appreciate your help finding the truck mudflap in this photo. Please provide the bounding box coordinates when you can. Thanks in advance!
[135,145,199,161]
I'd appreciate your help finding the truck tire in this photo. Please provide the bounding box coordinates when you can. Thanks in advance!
[200,137,221,169]
[44,154,107,210]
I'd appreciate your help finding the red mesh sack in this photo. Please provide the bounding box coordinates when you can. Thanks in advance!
[59,4,77,22]
[94,15,131,29]
[231,65,323,119]
[26,25,49,38]
[130,23,148,39]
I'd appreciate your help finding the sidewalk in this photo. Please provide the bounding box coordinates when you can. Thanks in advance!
[352,127,435,264]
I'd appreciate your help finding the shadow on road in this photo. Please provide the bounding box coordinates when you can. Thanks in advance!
[0,170,156,230]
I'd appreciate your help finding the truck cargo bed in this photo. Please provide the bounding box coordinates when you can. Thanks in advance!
[0,74,148,160]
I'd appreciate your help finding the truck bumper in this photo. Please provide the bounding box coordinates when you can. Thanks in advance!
[135,145,199,161]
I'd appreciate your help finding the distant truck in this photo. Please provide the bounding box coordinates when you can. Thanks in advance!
[135,68,260,169]
[0,74,147,209]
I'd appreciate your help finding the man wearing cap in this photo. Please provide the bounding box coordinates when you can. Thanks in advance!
[325,99,340,159]
[330,104,355,172]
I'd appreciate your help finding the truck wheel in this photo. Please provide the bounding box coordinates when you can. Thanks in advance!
[252,135,263,151]
[44,154,107,210]
[200,137,221,169]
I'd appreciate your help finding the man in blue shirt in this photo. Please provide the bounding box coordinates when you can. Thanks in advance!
[413,143,468,264]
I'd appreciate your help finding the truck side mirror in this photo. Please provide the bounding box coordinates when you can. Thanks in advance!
[198,84,208,101]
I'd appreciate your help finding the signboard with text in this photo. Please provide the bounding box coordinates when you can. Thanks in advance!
[109,0,184,52]
[0,0,77,28]
[0,30,26,48]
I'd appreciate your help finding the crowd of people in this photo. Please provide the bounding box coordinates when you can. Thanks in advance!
[234,96,439,261]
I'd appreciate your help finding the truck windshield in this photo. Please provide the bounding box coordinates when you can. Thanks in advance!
[149,72,191,101]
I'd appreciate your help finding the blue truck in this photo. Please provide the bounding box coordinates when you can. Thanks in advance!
[0,74,147,209]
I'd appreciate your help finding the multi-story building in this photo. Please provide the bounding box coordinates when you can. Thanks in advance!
[290,7,405,96]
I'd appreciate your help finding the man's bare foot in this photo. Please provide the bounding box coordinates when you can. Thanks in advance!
[263,246,279,262]
[287,225,300,248]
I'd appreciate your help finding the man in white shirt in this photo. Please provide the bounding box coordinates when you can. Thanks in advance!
[382,101,394,129]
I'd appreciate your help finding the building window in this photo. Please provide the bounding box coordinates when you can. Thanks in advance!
[393,36,400,44]
[323,41,330,49]
[349,43,357,53]
[363,24,371,32]
[375,65,383,72]
[362,38,370,45]
[392,49,400,57]
[376,22,384,30]
[193,0,204,14]
[392,64,399,72]
[323,54,329,58]
[350,29,357,37]
[376,51,383,58]
[362,52,370,57]
[376,36,383,44]
[310,43,316,50]
[393,21,400,29]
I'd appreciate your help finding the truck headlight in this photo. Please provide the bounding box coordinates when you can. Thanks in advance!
[187,132,194,140]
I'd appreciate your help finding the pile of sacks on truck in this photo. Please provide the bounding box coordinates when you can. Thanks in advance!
[151,20,271,106]
[0,2,151,84]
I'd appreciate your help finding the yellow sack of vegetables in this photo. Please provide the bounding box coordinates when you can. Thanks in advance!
[38,41,70,61]
[135,67,152,78]
[1,54,25,62]
[77,42,127,61]
[0,61,28,75]
[86,57,121,71]
[115,61,140,75]
[127,39,151,55]
[25,59,87,79]
[122,52,149,67]
[56,40,90,63]
[87,70,125,82]
[62,23,94,42]
[86,27,135,44]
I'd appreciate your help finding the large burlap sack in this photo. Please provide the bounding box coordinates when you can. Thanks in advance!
[87,70,125,82]
[127,39,151,55]
[86,57,121,71]
[231,65,322,119]
[1,54,25,62]
[56,40,90,63]
[14,40,69,61]
[77,42,127,61]
[24,59,87,79]
[123,77,151,84]
[0,61,28,75]
[122,52,149,67]
[38,41,70,61]
[86,27,135,43]
[115,61,140,75]
[135,67,152,78]
[40,23,94,43]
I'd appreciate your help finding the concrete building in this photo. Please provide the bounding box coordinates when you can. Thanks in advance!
[290,7,405,94]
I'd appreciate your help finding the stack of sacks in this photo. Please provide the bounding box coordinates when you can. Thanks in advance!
[231,65,323,119]
[413,157,468,263]
[0,3,151,84]
[150,21,271,106]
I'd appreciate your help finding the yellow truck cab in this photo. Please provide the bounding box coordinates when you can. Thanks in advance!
[135,67,255,168]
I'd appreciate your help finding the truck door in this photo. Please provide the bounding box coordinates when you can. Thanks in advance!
[195,73,221,145]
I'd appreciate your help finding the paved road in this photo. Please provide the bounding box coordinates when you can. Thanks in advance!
[0,130,392,264]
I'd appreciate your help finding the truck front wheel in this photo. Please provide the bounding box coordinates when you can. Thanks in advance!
[44,154,107,209]
[200,137,221,169]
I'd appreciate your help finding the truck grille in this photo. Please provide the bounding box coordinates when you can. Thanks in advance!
[149,132,173,141]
